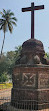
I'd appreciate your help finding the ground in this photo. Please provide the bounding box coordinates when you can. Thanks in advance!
[0,88,11,105]
[0,88,49,111]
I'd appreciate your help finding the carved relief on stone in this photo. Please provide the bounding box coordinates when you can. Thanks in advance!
[38,73,49,88]
[22,73,36,87]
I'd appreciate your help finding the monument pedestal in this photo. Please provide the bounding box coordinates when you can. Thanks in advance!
[11,39,49,110]
[11,65,49,110]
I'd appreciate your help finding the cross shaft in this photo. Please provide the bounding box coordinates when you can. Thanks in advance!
[22,2,44,39]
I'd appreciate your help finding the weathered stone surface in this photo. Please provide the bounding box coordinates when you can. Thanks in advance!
[33,55,40,64]
[11,65,49,109]
[15,39,49,65]
[22,39,44,55]
[11,38,49,110]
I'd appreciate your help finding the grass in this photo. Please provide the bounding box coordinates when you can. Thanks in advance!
[0,83,12,90]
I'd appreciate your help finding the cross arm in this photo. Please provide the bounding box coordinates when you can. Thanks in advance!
[35,5,44,10]
[22,5,44,12]
[22,7,31,12]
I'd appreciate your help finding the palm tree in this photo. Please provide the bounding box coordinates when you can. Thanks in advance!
[0,9,17,57]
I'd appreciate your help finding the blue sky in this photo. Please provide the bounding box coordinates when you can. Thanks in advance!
[0,0,49,53]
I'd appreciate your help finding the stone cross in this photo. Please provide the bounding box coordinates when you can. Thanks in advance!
[22,2,44,39]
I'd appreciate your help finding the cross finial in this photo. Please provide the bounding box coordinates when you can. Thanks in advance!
[22,2,44,39]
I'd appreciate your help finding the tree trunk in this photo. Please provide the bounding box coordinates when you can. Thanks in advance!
[0,32,5,57]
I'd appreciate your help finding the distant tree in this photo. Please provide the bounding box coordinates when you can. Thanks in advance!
[6,51,16,65]
[0,9,17,57]
[0,72,9,82]
[15,45,22,58]
[6,51,16,76]
[45,53,49,59]
[0,46,22,82]
[0,54,9,75]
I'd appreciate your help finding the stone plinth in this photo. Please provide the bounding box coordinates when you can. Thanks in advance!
[11,65,49,109]
[11,39,49,110]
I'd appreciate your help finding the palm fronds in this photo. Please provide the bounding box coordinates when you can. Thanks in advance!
[0,9,17,56]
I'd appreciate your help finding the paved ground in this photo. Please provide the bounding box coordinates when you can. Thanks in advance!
[0,89,49,111]
[0,88,11,97]
[0,88,11,105]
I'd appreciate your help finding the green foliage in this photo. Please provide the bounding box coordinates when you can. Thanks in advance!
[6,51,16,75]
[0,9,17,56]
[45,53,49,59]
[0,72,8,82]
[0,55,9,75]
[45,48,49,59]
[0,45,22,82]
[0,9,17,33]
[6,51,16,64]
[0,83,12,89]
[15,45,22,58]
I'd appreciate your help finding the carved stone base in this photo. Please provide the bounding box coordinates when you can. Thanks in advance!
[11,65,49,109]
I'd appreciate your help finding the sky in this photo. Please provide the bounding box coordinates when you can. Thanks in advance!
[0,0,49,53]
